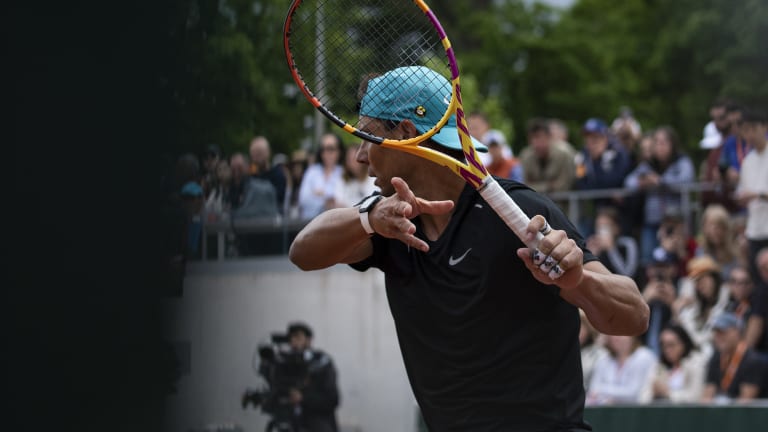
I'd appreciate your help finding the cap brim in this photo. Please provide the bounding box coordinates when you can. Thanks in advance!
[700,135,721,149]
[422,125,488,153]
[582,128,606,135]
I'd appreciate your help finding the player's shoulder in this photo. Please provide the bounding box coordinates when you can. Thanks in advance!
[494,177,552,206]
[495,177,534,192]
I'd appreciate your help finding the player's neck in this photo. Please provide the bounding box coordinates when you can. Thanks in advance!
[410,163,465,201]
[413,167,465,241]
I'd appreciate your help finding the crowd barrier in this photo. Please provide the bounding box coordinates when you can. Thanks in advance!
[200,182,723,260]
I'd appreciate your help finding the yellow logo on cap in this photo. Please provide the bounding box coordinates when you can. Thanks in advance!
[415,105,426,117]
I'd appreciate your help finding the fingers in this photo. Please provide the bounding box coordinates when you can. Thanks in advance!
[531,230,568,280]
[391,176,454,217]
[372,177,433,252]
[524,218,583,281]
[391,177,416,203]
[527,215,549,237]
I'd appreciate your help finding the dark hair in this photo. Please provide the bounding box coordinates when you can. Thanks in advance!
[315,133,345,164]
[527,117,551,135]
[650,125,682,171]
[741,107,768,125]
[724,102,743,115]
[711,98,732,110]
[694,270,722,326]
[659,322,697,368]
[596,206,620,227]
[420,138,466,162]
[287,322,313,338]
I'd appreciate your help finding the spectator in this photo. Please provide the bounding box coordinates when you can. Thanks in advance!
[200,143,222,198]
[228,152,249,210]
[719,105,751,187]
[641,248,680,356]
[468,112,514,167]
[745,248,768,354]
[702,312,765,402]
[611,107,642,156]
[700,102,741,213]
[611,106,642,143]
[519,117,575,193]
[636,131,654,167]
[734,108,768,286]
[699,99,730,150]
[336,143,378,207]
[655,210,697,278]
[586,334,657,405]
[298,133,345,219]
[586,206,639,278]
[159,153,202,293]
[695,204,740,280]
[485,138,523,182]
[181,181,204,259]
[624,126,695,265]
[580,309,607,392]
[574,118,632,235]
[724,266,756,321]
[649,323,706,402]
[286,149,310,219]
[620,131,655,237]
[204,159,233,222]
[677,255,728,361]
[250,136,288,214]
[548,118,577,158]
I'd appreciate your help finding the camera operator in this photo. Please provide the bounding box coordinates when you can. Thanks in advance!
[244,322,340,432]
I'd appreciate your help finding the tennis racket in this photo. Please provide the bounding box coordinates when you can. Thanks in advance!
[283,0,548,251]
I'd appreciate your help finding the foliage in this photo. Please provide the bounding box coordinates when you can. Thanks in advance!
[163,0,768,163]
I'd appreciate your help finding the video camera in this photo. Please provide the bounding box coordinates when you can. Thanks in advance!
[242,332,310,413]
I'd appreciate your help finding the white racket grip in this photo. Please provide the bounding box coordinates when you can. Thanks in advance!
[479,177,543,250]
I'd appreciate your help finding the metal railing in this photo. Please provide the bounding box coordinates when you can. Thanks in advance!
[201,181,725,261]
[548,181,722,233]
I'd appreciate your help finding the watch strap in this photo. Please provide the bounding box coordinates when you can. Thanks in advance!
[359,210,375,235]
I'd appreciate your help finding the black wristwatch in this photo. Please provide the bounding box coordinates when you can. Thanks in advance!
[357,194,383,235]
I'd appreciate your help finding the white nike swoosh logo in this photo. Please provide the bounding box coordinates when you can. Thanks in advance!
[474,204,483,209]
[448,248,472,266]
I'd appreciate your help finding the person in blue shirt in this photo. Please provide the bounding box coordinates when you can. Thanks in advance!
[574,118,632,236]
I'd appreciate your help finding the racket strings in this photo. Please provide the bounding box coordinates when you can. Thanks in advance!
[287,0,449,134]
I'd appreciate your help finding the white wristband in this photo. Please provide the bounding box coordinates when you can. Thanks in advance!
[359,210,375,235]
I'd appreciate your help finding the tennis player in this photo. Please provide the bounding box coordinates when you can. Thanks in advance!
[289,67,649,431]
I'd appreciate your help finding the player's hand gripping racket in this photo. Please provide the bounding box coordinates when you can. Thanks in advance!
[283,0,550,252]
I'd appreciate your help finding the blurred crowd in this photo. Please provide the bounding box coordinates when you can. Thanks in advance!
[164,101,768,404]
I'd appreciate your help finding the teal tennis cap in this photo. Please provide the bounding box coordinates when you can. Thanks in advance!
[359,66,487,153]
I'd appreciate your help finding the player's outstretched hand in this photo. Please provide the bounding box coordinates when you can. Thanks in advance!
[516,215,585,290]
[369,177,454,252]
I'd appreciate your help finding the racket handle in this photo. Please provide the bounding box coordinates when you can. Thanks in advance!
[479,177,544,250]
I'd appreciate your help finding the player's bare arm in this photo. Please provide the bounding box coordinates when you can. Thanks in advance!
[516,216,649,336]
[290,177,454,270]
